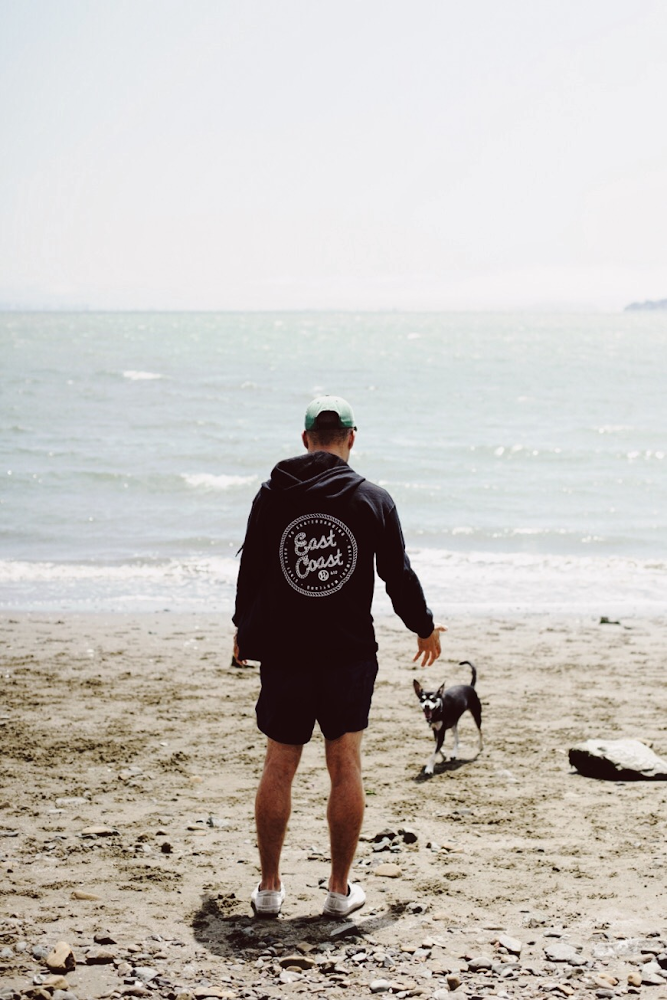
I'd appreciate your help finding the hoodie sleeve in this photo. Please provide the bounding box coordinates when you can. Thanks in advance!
[232,490,264,630]
[375,503,435,638]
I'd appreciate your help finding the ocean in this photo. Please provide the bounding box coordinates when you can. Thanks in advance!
[1,311,664,615]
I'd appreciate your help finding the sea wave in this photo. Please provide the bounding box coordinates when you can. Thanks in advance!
[1,550,664,615]
[181,473,258,491]
[122,370,163,381]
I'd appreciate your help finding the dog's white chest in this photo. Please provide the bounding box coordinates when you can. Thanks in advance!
[431,721,443,731]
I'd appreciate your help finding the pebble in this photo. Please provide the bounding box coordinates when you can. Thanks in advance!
[46,941,76,974]
[71,890,102,901]
[192,990,236,999]
[42,976,69,990]
[627,971,642,986]
[278,954,316,969]
[497,934,522,955]
[133,967,159,982]
[544,942,580,963]
[369,980,393,993]
[467,955,493,971]
[94,930,117,945]
[86,947,116,964]
[80,826,116,837]
[279,970,302,984]
[373,863,402,878]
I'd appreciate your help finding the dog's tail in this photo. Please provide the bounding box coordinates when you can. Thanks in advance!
[459,660,477,687]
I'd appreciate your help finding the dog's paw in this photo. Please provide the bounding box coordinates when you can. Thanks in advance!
[424,763,434,775]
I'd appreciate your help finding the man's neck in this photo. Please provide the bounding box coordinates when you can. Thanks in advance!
[307,444,350,464]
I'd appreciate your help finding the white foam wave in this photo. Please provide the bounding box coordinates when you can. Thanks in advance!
[122,370,163,381]
[182,473,258,491]
[0,558,239,584]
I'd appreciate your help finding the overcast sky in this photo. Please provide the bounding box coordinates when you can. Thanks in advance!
[1,0,666,311]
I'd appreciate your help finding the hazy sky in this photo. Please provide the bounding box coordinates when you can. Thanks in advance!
[1,0,666,310]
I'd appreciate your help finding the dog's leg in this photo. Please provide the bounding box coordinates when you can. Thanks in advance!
[450,723,459,760]
[469,694,484,755]
[425,728,443,775]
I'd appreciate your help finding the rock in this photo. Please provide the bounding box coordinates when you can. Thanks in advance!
[32,945,50,960]
[93,930,116,945]
[46,942,76,974]
[569,738,667,781]
[544,943,580,963]
[52,992,78,1000]
[593,973,619,987]
[133,967,158,982]
[372,828,398,842]
[80,826,117,836]
[642,971,665,986]
[627,971,642,986]
[373,863,402,878]
[369,980,393,993]
[71,890,102,901]
[279,970,302,984]
[467,955,493,971]
[206,816,230,828]
[86,947,116,964]
[399,827,418,844]
[330,921,360,940]
[42,977,69,990]
[497,934,522,955]
[193,990,235,999]
[446,974,463,990]
[432,991,452,1000]
[279,955,316,970]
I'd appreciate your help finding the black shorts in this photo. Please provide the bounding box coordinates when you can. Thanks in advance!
[255,657,379,745]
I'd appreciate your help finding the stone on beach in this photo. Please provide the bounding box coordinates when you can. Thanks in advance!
[45,941,76,973]
[568,738,667,780]
[373,862,402,878]
[544,942,581,963]
[70,890,102,901]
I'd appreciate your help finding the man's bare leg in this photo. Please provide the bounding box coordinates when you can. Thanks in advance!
[325,730,364,894]
[255,738,302,890]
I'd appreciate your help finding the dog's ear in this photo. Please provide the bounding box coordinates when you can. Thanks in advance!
[413,678,423,697]
[437,683,446,698]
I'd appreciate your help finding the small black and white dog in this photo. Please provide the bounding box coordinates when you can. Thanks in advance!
[413,660,483,774]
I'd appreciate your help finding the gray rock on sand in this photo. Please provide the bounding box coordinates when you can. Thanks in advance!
[569,738,667,780]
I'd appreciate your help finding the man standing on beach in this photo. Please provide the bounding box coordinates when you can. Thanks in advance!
[233,395,445,919]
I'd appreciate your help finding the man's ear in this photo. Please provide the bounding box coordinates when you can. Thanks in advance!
[348,429,356,449]
[302,430,309,450]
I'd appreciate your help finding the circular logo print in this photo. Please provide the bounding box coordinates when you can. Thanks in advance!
[280,513,358,597]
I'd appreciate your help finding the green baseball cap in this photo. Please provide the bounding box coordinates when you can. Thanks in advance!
[304,394,357,431]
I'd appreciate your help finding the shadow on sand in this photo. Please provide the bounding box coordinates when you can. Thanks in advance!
[413,754,479,782]
[191,893,409,959]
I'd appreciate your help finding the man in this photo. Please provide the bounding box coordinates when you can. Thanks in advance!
[233,394,444,919]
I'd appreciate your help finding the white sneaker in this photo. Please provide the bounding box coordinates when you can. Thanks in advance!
[251,882,285,918]
[322,882,366,919]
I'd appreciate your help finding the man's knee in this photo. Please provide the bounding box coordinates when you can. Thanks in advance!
[325,731,363,782]
[262,738,303,781]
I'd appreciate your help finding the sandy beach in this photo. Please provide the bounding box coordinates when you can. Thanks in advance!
[2,611,667,999]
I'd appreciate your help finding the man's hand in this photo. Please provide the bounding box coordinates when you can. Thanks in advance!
[233,630,247,666]
[413,623,447,667]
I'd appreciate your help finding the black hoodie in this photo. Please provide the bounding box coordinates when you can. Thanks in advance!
[233,451,434,664]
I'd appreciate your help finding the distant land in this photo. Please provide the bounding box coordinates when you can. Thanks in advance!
[624,298,667,311]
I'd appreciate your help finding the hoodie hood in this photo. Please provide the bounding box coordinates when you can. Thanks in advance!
[262,451,365,503]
